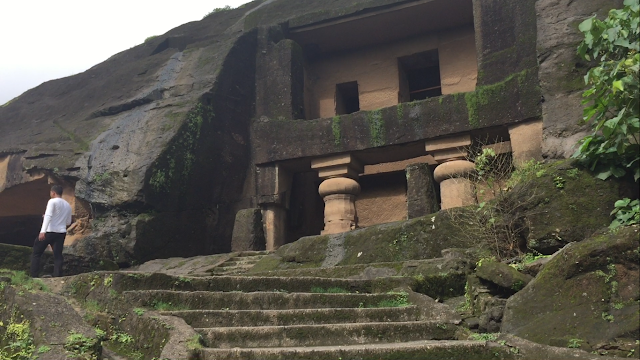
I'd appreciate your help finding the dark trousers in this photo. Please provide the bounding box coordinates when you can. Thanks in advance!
[31,232,66,278]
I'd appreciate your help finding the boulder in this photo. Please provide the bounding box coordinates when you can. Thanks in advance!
[502,226,640,351]
[476,259,533,294]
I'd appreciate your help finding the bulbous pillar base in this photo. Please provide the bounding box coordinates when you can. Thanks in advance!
[319,177,361,235]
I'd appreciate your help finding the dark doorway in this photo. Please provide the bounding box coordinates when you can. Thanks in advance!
[335,81,360,115]
[398,49,442,102]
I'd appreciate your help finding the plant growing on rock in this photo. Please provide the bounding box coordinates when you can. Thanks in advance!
[447,143,540,260]
[574,0,639,229]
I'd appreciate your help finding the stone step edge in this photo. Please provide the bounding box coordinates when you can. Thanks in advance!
[246,258,457,275]
[194,320,455,332]
[160,305,419,316]
[200,340,490,353]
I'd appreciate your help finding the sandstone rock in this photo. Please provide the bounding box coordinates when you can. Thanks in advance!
[502,226,640,351]
[476,259,533,294]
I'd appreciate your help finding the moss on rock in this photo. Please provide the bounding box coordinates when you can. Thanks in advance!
[501,225,640,350]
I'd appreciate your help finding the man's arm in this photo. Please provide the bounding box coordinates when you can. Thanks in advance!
[39,200,54,240]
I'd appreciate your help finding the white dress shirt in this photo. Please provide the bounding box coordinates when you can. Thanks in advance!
[40,197,72,233]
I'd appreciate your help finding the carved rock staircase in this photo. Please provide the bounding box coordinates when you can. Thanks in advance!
[120,254,513,360]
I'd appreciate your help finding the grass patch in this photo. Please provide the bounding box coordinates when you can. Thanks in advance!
[0,269,49,293]
[371,291,410,308]
[310,287,350,294]
[469,333,500,341]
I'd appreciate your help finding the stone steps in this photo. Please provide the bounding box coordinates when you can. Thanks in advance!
[123,272,513,359]
[161,306,421,327]
[195,320,457,348]
[124,290,401,310]
[199,340,513,360]
[206,251,269,276]
[114,273,382,293]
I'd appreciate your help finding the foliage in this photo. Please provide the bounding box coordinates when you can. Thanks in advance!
[64,331,100,360]
[567,338,583,348]
[310,287,349,294]
[448,146,539,261]
[373,292,410,308]
[469,333,500,341]
[574,0,639,183]
[132,308,145,316]
[0,317,35,360]
[610,198,640,229]
[0,270,49,293]
[186,335,203,351]
[144,35,158,43]
[203,5,232,19]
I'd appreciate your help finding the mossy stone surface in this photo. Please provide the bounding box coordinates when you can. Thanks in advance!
[475,259,533,294]
[501,226,640,349]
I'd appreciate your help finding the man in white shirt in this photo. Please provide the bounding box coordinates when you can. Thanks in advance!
[30,185,73,278]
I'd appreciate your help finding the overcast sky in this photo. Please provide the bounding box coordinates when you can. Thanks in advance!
[0,0,251,105]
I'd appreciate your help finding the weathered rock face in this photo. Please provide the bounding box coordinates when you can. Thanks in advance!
[537,0,625,159]
[0,0,629,266]
[502,226,640,352]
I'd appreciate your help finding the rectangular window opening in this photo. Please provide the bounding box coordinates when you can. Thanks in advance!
[335,81,360,115]
[398,49,442,102]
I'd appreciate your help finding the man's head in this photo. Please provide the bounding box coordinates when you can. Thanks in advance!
[50,185,63,198]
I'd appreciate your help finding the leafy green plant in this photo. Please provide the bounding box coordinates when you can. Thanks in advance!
[374,292,410,308]
[553,176,566,189]
[0,318,35,359]
[64,331,100,360]
[133,308,145,316]
[37,345,51,353]
[574,0,639,181]
[567,338,583,348]
[610,198,639,229]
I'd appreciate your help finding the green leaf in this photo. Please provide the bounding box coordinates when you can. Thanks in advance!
[596,170,612,180]
[579,17,594,32]
[612,80,625,91]
[611,167,626,177]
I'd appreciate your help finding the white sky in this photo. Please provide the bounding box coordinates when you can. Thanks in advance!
[0,0,250,105]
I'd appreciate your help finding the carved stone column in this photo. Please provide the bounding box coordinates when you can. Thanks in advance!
[318,177,361,234]
[311,154,363,235]
[426,135,477,210]
[433,160,476,209]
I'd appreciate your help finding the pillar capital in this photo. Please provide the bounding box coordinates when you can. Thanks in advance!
[311,154,363,180]
[425,135,471,163]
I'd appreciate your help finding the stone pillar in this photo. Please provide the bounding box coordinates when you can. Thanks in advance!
[256,164,292,250]
[508,119,543,167]
[405,163,439,218]
[318,177,361,234]
[261,206,286,251]
[426,135,477,210]
[433,160,476,209]
[311,154,364,235]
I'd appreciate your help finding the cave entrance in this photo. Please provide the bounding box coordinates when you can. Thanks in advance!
[0,177,51,247]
